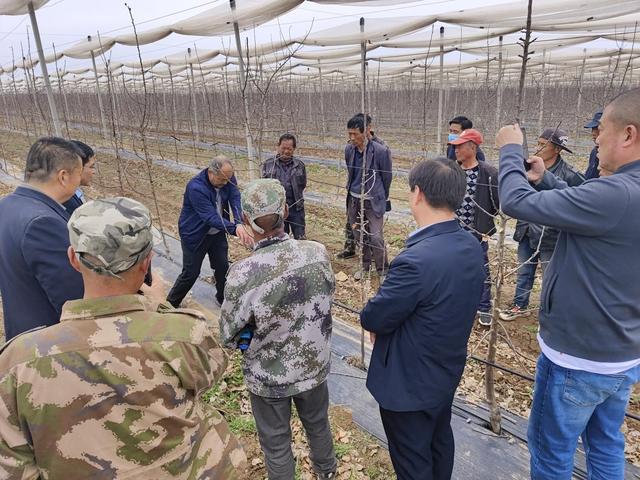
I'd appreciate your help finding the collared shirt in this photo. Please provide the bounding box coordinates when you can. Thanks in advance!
[252,232,289,251]
[0,294,246,479]
[75,188,85,203]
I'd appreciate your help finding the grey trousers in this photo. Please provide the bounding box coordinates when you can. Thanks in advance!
[250,381,337,480]
[346,195,388,272]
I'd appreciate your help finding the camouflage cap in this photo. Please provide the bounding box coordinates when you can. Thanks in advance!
[241,179,286,234]
[68,197,153,278]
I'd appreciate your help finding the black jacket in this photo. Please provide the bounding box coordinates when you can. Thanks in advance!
[470,161,500,236]
[513,156,585,251]
[261,156,307,211]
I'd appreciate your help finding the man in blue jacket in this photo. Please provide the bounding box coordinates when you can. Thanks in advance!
[345,114,392,279]
[496,87,640,479]
[166,157,252,308]
[361,157,485,480]
[0,137,84,340]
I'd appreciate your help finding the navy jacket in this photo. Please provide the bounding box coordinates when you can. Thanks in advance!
[345,141,392,217]
[584,146,600,179]
[178,169,242,252]
[62,193,84,215]
[499,143,640,362]
[361,220,485,411]
[0,186,84,340]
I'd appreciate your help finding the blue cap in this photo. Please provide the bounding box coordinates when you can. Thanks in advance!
[584,110,602,129]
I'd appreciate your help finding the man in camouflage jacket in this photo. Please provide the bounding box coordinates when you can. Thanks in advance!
[220,179,337,480]
[0,197,246,479]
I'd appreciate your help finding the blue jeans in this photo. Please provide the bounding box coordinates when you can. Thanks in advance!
[478,240,492,313]
[528,353,640,480]
[513,240,553,308]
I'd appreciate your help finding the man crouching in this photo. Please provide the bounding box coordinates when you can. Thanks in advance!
[220,179,337,480]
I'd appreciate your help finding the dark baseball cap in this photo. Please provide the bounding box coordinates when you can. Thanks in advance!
[584,110,603,129]
[540,128,573,154]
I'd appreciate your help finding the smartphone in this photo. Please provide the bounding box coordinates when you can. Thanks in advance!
[517,121,531,171]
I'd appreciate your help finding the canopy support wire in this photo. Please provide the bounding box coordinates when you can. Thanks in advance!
[437,26,444,154]
[538,49,547,134]
[358,16,368,369]
[495,35,504,133]
[89,43,109,140]
[231,0,257,180]
[187,49,200,143]
[575,48,587,140]
[27,1,61,137]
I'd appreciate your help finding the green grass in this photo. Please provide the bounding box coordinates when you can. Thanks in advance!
[202,352,249,428]
[334,442,353,459]
[228,415,257,435]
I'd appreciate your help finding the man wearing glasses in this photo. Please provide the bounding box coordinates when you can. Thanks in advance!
[167,156,253,308]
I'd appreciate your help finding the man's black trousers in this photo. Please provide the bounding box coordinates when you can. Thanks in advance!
[379,399,455,480]
[167,232,229,306]
[284,206,306,240]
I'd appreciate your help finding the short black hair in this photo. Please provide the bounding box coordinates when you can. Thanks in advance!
[347,113,373,133]
[24,137,82,183]
[449,116,473,130]
[70,140,95,166]
[409,157,466,211]
[278,133,297,148]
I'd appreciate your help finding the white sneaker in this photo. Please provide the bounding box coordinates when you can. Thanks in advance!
[499,305,525,321]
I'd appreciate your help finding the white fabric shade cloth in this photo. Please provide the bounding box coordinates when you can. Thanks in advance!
[0,0,48,15]
[2,0,640,84]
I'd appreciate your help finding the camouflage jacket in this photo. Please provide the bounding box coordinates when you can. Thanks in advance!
[220,235,335,398]
[0,295,246,480]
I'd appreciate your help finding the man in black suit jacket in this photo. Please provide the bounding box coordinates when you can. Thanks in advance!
[361,157,485,480]
[0,137,84,340]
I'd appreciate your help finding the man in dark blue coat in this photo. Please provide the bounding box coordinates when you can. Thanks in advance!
[361,157,485,480]
[0,137,84,340]
[166,157,252,308]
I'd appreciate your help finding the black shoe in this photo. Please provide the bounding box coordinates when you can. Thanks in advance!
[337,250,356,259]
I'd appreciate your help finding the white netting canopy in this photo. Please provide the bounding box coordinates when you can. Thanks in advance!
[2,0,640,85]
[0,0,49,15]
